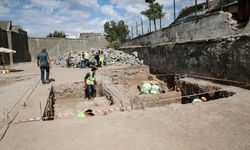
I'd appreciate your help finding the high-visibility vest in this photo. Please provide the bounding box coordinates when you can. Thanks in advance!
[99,54,105,64]
[150,84,160,94]
[75,112,86,119]
[141,82,151,94]
[86,72,95,85]
[84,52,90,60]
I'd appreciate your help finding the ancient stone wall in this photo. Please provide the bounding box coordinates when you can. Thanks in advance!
[120,35,250,82]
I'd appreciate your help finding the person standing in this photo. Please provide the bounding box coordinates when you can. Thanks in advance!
[84,67,97,99]
[99,51,105,67]
[80,52,85,68]
[84,51,90,67]
[66,51,71,67]
[37,48,51,84]
[94,51,100,67]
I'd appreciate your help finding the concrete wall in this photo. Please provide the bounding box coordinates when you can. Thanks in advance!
[10,31,31,63]
[120,35,250,82]
[0,29,9,65]
[0,29,8,48]
[123,12,250,47]
[0,28,30,64]
[28,36,108,60]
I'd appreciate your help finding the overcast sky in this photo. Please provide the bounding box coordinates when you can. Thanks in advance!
[0,0,206,38]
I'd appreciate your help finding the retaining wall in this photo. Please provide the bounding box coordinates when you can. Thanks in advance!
[120,35,250,82]
[123,12,250,47]
[29,36,108,60]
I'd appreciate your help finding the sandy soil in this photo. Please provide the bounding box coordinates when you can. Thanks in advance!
[0,62,249,150]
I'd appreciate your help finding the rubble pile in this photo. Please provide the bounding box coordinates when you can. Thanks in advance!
[104,49,142,65]
[54,48,143,67]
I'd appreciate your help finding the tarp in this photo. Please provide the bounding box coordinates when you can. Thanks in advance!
[0,47,16,69]
[0,47,16,53]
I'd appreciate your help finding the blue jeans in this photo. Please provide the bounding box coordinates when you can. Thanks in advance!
[80,60,90,68]
[40,67,50,83]
[80,60,85,68]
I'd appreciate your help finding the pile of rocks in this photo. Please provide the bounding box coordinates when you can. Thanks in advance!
[104,49,142,65]
[54,48,143,67]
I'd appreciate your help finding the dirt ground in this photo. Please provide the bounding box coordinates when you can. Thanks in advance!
[0,62,250,150]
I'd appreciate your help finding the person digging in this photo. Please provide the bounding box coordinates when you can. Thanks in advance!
[84,67,97,100]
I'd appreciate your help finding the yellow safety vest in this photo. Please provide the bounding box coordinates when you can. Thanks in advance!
[99,54,104,64]
[84,52,90,60]
[141,82,151,94]
[86,72,95,85]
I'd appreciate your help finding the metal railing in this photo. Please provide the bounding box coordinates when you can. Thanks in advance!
[128,0,232,39]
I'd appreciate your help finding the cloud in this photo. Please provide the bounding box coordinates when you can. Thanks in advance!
[30,0,63,9]
[0,5,9,15]
[71,0,99,9]
[111,0,147,15]
[100,5,122,20]
[0,0,207,37]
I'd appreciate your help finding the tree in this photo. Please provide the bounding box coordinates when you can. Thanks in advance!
[155,3,165,29]
[104,20,129,49]
[141,0,165,31]
[47,31,67,38]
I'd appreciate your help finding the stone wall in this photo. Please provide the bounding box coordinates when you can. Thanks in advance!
[123,12,250,47]
[120,35,250,82]
[28,36,108,60]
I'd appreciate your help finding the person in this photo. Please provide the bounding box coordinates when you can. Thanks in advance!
[192,96,207,104]
[138,81,152,94]
[84,67,97,100]
[99,51,105,67]
[94,51,100,67]
[66,51,71,67]
[84,51,90,67]
[75,109,95,119]
[150,83,161,94]
[80,52,85,68]
[37,48,51,84]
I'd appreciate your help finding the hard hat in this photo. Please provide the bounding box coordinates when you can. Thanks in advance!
[201,97,207,102]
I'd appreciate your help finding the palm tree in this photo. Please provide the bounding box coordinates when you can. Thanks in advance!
[141,9,153,32]
[141,1,165,31]
[155,3,166,29]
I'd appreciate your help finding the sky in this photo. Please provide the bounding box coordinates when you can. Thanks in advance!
[0,0,206,38]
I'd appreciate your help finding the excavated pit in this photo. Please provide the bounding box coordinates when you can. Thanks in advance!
[154,73,236,104]
[43,66,236,120]
[43,82,112,120]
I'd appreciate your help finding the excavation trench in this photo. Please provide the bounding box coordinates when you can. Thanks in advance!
[43,82,112,120]
[154,73,236,104]
[43,66,236,120]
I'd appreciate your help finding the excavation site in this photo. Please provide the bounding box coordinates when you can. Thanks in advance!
[42,65,236,120]
[1,1,250,149]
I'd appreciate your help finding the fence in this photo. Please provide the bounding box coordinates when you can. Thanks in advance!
[129,0,236,39]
